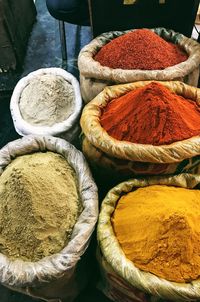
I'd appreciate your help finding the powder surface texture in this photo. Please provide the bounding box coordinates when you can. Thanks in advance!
[19,74,75,126]
[94,29,188,70]
[112,185,200,283]
[0,152,81,262]
[100,82,200,145]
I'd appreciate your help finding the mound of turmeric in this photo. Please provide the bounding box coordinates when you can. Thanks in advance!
[112,185,200,283]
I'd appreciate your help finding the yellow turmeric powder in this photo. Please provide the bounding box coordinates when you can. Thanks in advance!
[112,185,200,283]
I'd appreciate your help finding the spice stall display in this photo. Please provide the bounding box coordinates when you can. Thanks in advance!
[97,173,200,302]
[80,81,200,180]
[10,67,82,142]
[0,135,98,301]
[78,28,200,103]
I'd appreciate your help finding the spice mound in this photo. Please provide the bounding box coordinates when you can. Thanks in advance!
[100,82,200,145]
[94,29,188,70]
[0,152,81,262]
[112,185,200,283]
[19,74,75,127]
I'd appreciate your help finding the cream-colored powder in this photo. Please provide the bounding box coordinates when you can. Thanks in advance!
[19,74,75,126]
[0,152,81,262]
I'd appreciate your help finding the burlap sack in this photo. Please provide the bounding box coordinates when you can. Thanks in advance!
[80,80,200,179]
[97,173,200,302]
[10,68,83,142]
[78,27,200,103]
[0,135,98,302]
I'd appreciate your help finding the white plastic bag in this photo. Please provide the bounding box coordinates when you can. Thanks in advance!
[0,135,98,302]
[10,68,83,142]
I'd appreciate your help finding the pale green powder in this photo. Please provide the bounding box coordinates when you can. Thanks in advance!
[0,152,81,262]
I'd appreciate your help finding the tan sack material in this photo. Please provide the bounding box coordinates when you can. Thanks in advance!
[195,5,200,24]
[80,80,200,178]
[78,27,200,103]
[0,135,98,302]
[97,173,200,302]
[10,68,83,143]
[123,0,137,4]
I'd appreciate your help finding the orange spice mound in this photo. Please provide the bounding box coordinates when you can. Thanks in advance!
[100,82,200,146]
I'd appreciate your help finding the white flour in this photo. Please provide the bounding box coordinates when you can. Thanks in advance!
[19,74,75,126]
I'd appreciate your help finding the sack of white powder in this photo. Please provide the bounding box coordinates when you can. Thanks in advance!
[10,68,82,142]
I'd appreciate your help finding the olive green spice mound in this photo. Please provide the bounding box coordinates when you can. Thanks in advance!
[0,152,81,262]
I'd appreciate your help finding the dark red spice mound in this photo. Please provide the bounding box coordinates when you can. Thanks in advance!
[94,29,188,70]
[100,82,200,146]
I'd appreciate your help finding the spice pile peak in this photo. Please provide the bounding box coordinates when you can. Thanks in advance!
[112,185,200,283]
[100,82,200,145]
[19,74,75,127]
[0,152,81,261]
[94,29,188,70]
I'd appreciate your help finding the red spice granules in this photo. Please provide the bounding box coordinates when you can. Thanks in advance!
[100,82,200,146]
[94,29,188,70]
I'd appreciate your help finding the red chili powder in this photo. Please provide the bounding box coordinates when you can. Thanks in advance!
[100,82,200,146]
[94,29,188,70]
